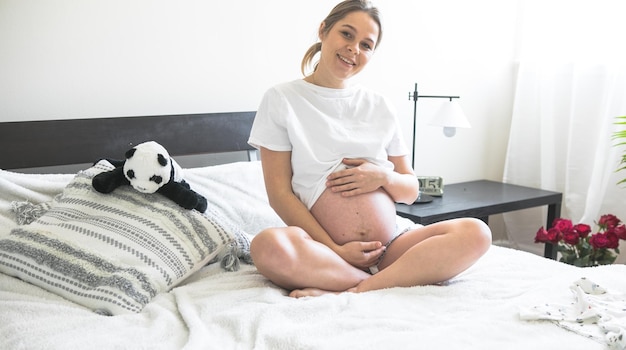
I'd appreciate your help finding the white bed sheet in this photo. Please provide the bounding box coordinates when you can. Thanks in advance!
[1,162,624,350]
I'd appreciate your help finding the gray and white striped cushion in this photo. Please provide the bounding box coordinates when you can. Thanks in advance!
[0,161,233,315]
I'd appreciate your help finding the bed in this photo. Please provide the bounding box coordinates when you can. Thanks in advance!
[1,112,625,350]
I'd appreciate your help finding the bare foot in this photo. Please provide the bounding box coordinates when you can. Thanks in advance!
[289,286,362,298]
[289,288,339,298]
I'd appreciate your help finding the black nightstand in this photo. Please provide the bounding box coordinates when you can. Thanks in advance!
[395,180,562,259]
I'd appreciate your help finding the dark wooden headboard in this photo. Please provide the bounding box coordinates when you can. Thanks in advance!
[0,111,256,170]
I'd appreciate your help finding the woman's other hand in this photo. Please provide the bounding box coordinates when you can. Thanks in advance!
[335,240,385,269]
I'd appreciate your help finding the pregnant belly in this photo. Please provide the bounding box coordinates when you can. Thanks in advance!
[310,187,397,245]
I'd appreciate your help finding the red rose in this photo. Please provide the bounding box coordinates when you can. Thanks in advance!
[614,224,626,240]
[589,232,619,249]
[598,214,621,230]
[562,230,580,245]
[574,223,592,238]
[534,227,549,243]
[535,227,561,244]
[589,233,609,249]
[607,231,620,249]
[546,227,561,243]
[553,218,573,232]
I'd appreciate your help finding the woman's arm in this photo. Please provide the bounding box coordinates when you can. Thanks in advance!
[326,155,419,204]
[384,155,420,204]
[259,147,337,249]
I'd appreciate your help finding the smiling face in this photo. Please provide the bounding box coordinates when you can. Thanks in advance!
[312,10,380,89]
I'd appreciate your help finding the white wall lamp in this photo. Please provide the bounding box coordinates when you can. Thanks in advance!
[408,82,471,169]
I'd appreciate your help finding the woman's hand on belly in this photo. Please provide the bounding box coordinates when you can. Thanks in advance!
[326,158,390,197]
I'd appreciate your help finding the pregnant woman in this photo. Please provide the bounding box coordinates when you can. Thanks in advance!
[247,0,491,298]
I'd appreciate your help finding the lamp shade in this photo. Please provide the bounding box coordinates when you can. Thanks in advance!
[428,99,470,137]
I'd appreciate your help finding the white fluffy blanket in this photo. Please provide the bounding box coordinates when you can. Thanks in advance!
[2,162,626,350]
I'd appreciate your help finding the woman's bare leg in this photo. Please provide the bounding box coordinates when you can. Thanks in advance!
[250,226,371,295]
[352,218,492,293]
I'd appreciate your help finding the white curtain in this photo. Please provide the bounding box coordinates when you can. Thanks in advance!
[502,0,626,262]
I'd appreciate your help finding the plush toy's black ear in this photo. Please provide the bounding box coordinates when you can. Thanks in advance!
[157,154,168,166]
[92,167,130,193]
[125,148,137,159]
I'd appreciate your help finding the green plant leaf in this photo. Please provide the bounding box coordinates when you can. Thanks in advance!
[614,116,626,186]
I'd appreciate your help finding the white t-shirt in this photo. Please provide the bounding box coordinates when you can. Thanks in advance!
[248,79,408,209]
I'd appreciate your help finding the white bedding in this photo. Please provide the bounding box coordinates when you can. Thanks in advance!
[1,161,625,350]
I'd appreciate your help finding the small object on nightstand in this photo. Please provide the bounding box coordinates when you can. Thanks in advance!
[413,176,443,204]
[417,176,444,196]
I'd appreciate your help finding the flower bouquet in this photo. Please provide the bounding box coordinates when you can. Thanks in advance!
[535,214,626,267]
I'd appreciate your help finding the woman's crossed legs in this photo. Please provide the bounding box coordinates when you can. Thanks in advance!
[250,217,492,297]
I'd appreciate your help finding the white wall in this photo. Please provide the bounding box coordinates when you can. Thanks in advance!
[0,0,519,184]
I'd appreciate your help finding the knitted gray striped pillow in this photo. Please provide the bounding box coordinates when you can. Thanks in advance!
[0,161,233,315]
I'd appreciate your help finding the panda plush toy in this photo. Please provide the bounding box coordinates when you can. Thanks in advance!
[92,141,208,213]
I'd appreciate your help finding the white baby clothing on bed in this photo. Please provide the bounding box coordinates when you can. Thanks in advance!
[248,79,408,209]
[520,277,626,350]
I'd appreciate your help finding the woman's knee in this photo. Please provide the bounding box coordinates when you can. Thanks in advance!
[250,226,305,272]
[463,218,492,253]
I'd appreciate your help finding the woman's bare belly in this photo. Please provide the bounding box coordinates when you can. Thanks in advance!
[310,187,397,246]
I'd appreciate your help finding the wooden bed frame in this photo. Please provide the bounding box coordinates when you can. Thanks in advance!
[0,112,257,170]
